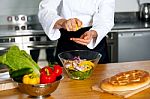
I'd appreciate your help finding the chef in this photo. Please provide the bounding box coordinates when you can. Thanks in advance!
[38,0,115,64]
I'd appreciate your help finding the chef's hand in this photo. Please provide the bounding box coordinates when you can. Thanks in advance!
[62,18,82,31]
[70,30,98,46]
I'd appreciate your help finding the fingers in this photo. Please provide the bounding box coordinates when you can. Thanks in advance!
[70,38,88,46]
[63,18,82,31]
[70,31,93,46]
[70,36,91,46]
[65,19,76,31]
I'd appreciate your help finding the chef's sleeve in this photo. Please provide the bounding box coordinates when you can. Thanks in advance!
[87,0,115,49]
[38,0,62,40]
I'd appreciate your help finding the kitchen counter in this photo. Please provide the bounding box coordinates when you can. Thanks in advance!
[0,60,150,99]
[112,21,150,32]
[111,12,150,33]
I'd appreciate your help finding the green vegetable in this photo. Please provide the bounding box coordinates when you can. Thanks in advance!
[67,69,93,80]
[0,45,40,76]
[9,68,33,82]
[12,76,23,83]
[10,68,33,78]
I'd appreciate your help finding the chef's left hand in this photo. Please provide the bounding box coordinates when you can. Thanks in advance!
[70,30,97,46]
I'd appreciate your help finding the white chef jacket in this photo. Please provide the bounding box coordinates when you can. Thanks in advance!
[38,0,115,49]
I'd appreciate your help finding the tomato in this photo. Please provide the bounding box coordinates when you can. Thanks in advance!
[53,65,62,76]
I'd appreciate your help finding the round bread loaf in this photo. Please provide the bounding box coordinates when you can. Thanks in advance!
[100,70,150,91]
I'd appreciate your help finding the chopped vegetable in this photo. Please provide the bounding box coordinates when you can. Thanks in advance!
[23,73,40,84]
[78,61,94,72]
[68,69,93,80]
[63,56,95,80]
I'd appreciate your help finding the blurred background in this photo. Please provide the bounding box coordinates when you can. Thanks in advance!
[0,0,150,69]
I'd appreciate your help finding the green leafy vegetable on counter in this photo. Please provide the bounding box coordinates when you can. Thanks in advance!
[0,45,40,76]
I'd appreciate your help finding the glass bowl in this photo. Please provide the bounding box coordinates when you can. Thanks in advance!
[58,50,101,80]
[17,75,63,98]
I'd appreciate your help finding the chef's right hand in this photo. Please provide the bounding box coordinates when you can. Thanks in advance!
[62,18,82,31]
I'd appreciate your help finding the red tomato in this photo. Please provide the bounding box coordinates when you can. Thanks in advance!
[53,65,62,76]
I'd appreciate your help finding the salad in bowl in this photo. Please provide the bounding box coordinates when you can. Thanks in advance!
[58,50,101,80]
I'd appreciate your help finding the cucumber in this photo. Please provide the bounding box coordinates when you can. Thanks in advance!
[12,76,23,83]
[10,68,33,78]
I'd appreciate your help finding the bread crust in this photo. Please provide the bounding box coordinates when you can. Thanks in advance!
[100,70,150,91]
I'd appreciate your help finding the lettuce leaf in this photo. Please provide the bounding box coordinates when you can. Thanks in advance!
[0,45,40,75]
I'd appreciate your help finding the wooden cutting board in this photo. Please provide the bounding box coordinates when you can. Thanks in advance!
[92,83,150,98]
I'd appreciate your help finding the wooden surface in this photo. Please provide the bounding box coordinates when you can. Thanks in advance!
[92,82,150,98]
[1,60,150,99]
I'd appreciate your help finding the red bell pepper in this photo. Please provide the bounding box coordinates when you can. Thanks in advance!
[40,66,53,74]
[40,67,56,84]
[53,65,62,76]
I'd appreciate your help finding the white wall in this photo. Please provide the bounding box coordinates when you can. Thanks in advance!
[115,0,138,12]
[115,0,150,12]
[0,0,41,15]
